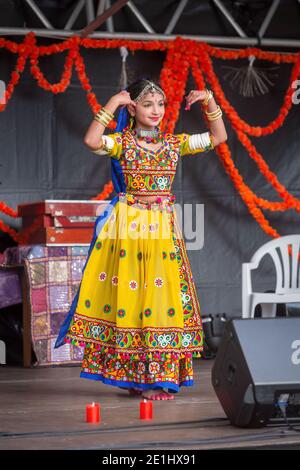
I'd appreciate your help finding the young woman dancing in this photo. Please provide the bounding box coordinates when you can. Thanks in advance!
[55,77,227,401]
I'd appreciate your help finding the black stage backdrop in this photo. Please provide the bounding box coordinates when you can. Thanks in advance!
[0,44,299,318]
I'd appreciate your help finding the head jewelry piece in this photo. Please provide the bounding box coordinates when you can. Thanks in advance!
[134,80,166,103]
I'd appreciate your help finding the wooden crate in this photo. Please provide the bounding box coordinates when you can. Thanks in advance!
[18,199,111,245]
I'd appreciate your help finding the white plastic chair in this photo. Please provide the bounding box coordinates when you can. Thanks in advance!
[242,234,300,318]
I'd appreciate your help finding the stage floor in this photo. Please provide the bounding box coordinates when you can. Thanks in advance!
[1,359,300,450]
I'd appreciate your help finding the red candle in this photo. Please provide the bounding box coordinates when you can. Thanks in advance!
[86,402,100,423]
[140,399,153,420]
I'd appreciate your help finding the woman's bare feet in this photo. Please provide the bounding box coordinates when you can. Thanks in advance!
[120,387,175,400]
[128,388,142,396]
[118,386,142,396]
[141,389,175,400]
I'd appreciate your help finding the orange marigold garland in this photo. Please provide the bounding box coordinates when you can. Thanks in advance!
[197,44,300,137]
[193,51,300,212]
[0,202,18,218]
[204,43,297,64]
[0,33,34,113]
[0,202,42,244]
[30,35,75,93]
[160,37,191,133]
[190,47,299,238]
[217,142,280,238]
[235,129,300,212]
[91,181,114,201]
[190,54,279,237]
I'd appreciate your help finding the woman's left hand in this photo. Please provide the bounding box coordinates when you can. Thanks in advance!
[185,89,207,110]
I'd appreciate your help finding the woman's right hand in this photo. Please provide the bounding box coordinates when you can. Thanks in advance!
[111,90,137,108]
[84,90,136,148]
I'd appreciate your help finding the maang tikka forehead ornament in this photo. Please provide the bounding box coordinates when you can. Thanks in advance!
[133,80,166,103]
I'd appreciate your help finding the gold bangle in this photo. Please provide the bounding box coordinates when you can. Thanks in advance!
[94,111,113,123]
[206,111,223,122]
[94,115,111,126]
[206,112,222,121]
[94,113,111,123]
[98,106,113,117]
[205,105,222,121]
[205,105,221,117]
[202,89,213,107]
[207,113,222,122]
[95,110,112,121]
[103,106,114,117]
[206,109,222,118]
[94,107,114,125]
[98,106,114,119]
[206,110,222,120]
[205,106,222,119]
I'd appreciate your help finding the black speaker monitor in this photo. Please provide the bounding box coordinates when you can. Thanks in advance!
[211,318,300,428]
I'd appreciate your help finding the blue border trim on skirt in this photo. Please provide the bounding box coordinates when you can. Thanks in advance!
[80,371,193,393]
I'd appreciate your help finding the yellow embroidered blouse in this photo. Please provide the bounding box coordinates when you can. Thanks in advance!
[92,129,214,197]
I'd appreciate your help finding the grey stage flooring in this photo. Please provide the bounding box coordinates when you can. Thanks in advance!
[1,360,300,450]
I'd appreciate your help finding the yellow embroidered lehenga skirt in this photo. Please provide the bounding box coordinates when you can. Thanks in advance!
[55,192,204,393]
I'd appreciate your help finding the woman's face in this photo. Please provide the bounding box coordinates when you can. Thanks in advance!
[131,91,165,131]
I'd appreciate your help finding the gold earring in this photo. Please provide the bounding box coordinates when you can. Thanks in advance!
[129,115,135,129]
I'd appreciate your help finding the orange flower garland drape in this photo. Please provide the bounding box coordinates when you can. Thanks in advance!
[0,33,299,244]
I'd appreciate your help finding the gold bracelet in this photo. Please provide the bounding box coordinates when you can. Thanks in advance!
[202,89,213,107]
[205,105,222,121]
[206,109,222,118]
[206,111,222,120]
[94,111,113,123]
[207,113,222,122]
[206,111,223,122]
[98,106,114,119]
[94,115,111,127]
[206,111,223,121]
[94,107,114,125]
[205,105,221,117]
